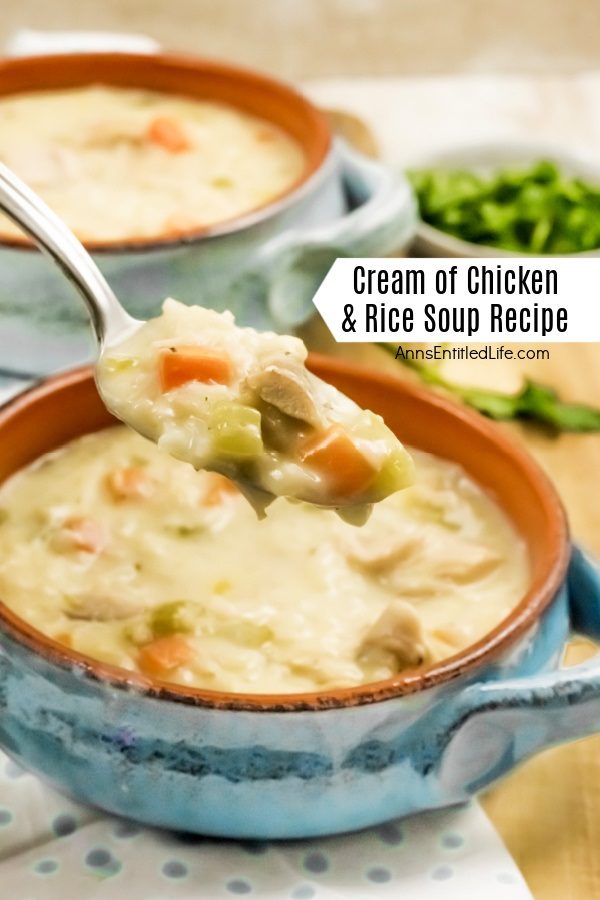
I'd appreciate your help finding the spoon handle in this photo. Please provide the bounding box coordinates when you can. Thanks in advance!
[0,162,136,347]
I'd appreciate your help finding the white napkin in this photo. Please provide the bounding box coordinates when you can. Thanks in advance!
[0,750,531,899]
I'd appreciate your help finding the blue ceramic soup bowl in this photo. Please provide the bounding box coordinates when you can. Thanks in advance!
[0,52,416,376]
[0,358,596,840]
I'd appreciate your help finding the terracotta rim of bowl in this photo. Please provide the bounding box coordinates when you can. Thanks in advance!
[0,52,333,253]
[0,358,570,711]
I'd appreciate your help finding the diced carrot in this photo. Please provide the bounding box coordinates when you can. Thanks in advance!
[163,213,201,235]
[138,634,194,677]
[159,346,234,391]
[105,466,154,501]
[59,516,107,554]
[201,472,240,506]
[300,425,377,497]
[145,116,191,153]
[255,127,276,143]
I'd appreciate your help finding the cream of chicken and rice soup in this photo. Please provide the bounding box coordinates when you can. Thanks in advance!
[0,85,306,243]
[0,419,528,694]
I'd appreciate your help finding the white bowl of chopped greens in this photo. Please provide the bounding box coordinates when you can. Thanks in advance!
[408,141,600,257]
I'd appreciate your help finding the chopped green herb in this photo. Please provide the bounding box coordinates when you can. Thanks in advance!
[409,161,600,254]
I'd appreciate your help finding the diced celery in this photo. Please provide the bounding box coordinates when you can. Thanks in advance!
[350,410,396,443]
[349,411,414,498]
[168,524,205,538]
[209,403,263,459]
[212,579,232,595]
[130,455,150,467]
[370,450,415,499]
[216,621,273,647]
[103,357,137,373]
[151,600,193,637]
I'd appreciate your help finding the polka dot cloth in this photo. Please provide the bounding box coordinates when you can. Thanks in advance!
[0,751,531,898]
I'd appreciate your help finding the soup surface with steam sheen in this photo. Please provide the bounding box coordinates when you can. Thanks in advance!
[0,86,306,243]
[0,426,529,694]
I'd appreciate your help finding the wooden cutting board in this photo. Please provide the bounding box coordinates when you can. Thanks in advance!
[315,108,600,900]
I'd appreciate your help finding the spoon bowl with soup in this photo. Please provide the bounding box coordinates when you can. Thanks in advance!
[0,161,413,510]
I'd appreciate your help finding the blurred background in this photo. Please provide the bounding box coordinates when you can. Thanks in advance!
[1,0,597,78]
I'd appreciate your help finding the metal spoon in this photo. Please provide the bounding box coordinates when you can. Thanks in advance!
[0,161,139,349]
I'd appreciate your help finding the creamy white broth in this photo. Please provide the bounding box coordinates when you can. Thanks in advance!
[0,86,306,243]
[97,299,414,509]
[0,426,529,694]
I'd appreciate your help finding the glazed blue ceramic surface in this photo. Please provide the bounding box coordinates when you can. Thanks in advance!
[0,139,416,376]
[0,547,597,839]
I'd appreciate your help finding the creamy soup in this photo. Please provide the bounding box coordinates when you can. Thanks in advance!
[0,426,529,694]
[97,299,414,510]
[0,86,306,243]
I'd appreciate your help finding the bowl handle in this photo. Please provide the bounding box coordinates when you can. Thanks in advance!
[437,546,600,794]
[253,138,418,329]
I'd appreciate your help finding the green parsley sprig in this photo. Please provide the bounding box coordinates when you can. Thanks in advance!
[382,345,600,432]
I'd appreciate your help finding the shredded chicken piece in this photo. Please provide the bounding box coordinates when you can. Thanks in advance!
[340,527,422,574]
[80,119,145,148]
[423,536,501,583]
[359,599,431,668]
[246,362,324,427]
[65,593,143,622]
